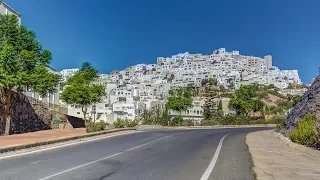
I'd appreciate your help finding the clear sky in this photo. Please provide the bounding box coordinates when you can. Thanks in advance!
[7,0,320,83]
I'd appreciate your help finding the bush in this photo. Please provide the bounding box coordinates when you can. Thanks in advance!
[182,119,195,126]
[201,120,219,126]
[267,116,285,124]
[113,119,139,128]
[276,124,282,132]
[289,114,319,148]
[113,119,126,128]
[86,121,109,133]
[169,117,183,126]
[125,119,139,127]
[267,90,286,99]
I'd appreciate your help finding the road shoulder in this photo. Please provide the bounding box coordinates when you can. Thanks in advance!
[246,130,320,180]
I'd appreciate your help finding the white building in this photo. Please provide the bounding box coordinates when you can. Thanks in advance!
[0,1,21,24]
[60,69,79,81]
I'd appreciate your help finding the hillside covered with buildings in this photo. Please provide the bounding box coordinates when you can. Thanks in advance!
[60,48,305,123]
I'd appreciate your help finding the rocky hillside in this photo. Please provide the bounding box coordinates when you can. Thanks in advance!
[284,76,320,131]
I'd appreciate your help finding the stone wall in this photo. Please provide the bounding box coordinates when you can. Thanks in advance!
[0,93,85,135]
[0,93,52,135]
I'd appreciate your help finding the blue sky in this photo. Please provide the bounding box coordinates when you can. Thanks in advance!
[7,0,320,83]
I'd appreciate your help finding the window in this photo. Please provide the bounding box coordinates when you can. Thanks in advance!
[77,112,80,115]
[197,110,200,115]
[71,105,74,107]
[105,104,109,107]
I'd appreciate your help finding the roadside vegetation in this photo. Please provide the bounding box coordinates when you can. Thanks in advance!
[132,82,296,127]
[289,114,320,149]
[113,119,139,128]
[86,80,306,130]
[166,88,193,126]
[85,121,109,133]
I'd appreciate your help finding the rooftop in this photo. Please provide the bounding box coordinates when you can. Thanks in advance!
[0,0,21,17]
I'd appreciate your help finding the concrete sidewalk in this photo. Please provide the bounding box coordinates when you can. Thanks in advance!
[0,128,135,153]
[246,130,320,180]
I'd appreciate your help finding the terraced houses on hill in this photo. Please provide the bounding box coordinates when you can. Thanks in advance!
[63,48,304,123]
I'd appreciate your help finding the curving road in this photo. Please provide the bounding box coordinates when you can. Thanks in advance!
[0,127,272,180]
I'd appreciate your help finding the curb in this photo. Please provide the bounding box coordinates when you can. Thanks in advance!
[272,131,320,158]
[0,128,136,154]
[165,124,276,129]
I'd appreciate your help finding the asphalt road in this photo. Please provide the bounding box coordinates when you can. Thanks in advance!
[0,127,272,180]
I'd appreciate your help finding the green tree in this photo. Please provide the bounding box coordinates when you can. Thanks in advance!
[166,88,193,126]
[229,85,264,115]
[202,85,219,120]
[0,15,61,135]
[60,62,105,121]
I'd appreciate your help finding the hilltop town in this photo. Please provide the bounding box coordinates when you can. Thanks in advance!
[60,48,306,123]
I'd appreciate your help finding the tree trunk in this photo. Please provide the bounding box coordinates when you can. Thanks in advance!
[3,89,13,136]
[4,115,11,136]
[81,105,87,121]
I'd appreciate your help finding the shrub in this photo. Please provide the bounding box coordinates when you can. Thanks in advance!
[86,121,109,133]
[125,119,139,127]
[276,124,282,132]
[169,117,183,126]
[182,119,195,126]
[113,119,139,128]
[201,120,219,126]
[267,116,285,124]
[289,114,319,148]
[113,119,126,128]
[267,90,286,99]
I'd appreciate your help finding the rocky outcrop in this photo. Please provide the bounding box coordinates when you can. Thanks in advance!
[284,76,320,131]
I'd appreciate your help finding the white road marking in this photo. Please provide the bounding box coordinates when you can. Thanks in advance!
[29,160,41,165]
[39,132,185,180]
[0,131,136,160]
[200,133,231,180]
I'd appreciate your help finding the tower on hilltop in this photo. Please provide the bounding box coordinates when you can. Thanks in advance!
[264,55,272,68]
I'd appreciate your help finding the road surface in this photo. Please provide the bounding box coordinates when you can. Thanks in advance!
[0,127,271,180]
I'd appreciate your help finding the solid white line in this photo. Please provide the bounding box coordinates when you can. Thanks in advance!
[0,131,136,160]
[200,133,231,180]
[39,132,185,180]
